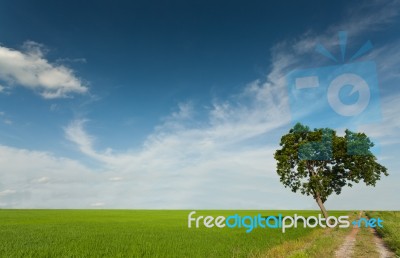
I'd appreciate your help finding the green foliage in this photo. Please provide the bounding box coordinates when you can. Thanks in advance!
[274,123,388,203]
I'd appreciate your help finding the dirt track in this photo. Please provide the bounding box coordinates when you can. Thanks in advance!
[335,211,395,258]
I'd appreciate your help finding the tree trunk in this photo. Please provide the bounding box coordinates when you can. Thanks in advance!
[315,195,328,219]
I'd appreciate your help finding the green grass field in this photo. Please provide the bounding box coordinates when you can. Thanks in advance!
[366,211,400,256]
[2,210,398,257]
[0,210,351,257]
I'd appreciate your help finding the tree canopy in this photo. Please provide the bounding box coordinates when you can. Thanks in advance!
[274,123,388,217]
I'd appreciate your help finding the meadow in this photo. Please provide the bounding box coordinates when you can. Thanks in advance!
[366,211,400,256]
[0,210,349,257]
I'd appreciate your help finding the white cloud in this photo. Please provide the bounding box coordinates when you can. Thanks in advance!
[64,78,290,168]
[291,1,400,56]
[0,41,88,98]
[91,202,105,207]
[3,119,12,125]
[56,77,295,209]
[0,145,104,208]
[0,112,13,125]
[64,119,121,164]
[36,177,50,184]
[56,57,87,64]
[0,189,16,196]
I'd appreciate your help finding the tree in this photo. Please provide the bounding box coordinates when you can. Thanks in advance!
[274,123,388,218]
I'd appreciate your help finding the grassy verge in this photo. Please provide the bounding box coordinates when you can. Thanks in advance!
[352,215,380,258]
[365,211,400,256]
[262,211,356,258]
[0,210,346,257]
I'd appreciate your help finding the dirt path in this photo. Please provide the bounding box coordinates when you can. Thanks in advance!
[369,227,395,258]
[335,211,395,258]
[335,221,360,258]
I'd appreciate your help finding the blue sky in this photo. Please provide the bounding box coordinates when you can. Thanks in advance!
[0,0,399,209]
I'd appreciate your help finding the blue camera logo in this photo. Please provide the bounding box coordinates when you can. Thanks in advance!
[286,31,382,160]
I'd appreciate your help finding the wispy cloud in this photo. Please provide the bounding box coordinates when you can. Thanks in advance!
[36,177,50,184]
[90,202,105,207]
[0,189,16,197]
[0,41,88,99]
[3,119,12,125]
[56,57,87,64]
[64,78,290,168]
[0,111,13,125]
